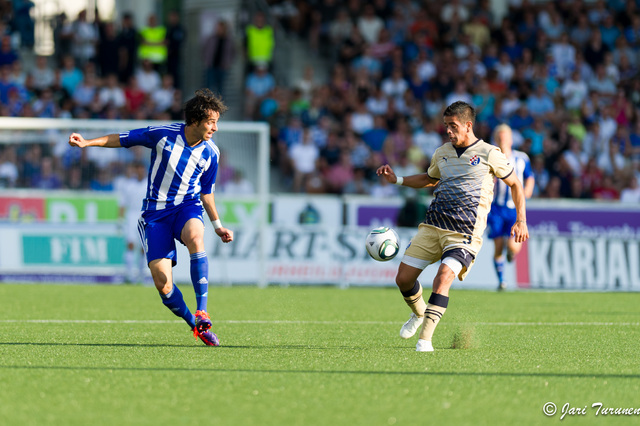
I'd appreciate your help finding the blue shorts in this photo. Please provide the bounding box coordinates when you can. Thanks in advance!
[137,200,205,265]
[487,204,517,239]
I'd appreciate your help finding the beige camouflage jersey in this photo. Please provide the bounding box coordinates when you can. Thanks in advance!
[404,139,513,280]
[426,139,513,251]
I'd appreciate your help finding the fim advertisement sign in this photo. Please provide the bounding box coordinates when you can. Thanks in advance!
[22,235,124,266]
[0,224,124,282]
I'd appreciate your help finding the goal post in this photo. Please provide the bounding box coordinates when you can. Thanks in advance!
[0,117,270,287]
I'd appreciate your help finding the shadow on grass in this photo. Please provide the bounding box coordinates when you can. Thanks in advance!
[0,360,637,380]
[0,341,378,350]
[0,341,253,349]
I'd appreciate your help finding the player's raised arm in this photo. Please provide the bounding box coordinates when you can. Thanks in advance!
[200,192,234,243]
[69,133,122,148]
[376,164,437,188]
[502,172,529,243]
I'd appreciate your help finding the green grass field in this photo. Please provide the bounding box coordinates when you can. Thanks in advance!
[1,284,639,426]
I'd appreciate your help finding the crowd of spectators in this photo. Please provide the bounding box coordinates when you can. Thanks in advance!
[1,1,640,204]
[0,6,203,191]
[252,0,640,203]
[0,5,254,193]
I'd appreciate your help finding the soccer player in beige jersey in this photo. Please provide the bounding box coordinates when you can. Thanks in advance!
[377,101,529,352]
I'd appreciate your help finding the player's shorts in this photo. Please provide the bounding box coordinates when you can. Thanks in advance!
[402,223,480,281]
[487,204,517,239]
[137,200,205,265]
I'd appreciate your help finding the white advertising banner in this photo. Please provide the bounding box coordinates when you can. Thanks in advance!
[2,197,638,291]
[173,225,508,289]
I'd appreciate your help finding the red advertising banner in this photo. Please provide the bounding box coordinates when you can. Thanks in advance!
[0,196,45,221]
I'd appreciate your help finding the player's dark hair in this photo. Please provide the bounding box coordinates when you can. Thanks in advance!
[443,101,476,125]
[184,89,228,125]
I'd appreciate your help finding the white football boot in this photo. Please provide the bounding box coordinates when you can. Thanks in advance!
[416,339,434,352]
[399,313,424,339]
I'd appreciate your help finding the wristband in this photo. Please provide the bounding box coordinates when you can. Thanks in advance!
[515,220,526,224]
[212,219,223,229]
[395,176,404,186]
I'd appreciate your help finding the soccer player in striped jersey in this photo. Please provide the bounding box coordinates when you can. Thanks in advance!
[377,101,529,352]
[487,124,535,291]
[68,89,233,346]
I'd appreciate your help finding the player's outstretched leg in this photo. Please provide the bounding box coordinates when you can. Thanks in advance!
[190,251,209,311]
[159,284,196,329]
[399,280,426,338]
[396,263,427,339]
[158,285,219,346]
[190,251,214,338]
[416,292,448,352]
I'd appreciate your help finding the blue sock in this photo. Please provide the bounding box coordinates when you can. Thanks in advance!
[190,251,209,312]
[160,285,196,329]
[494,259,505,283]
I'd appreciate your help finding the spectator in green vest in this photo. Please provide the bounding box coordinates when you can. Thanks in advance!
[138,14,167,69]
[245,11,274,72]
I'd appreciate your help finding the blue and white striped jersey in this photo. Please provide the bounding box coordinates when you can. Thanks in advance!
[120,123,220,211]
[492,150,532,209]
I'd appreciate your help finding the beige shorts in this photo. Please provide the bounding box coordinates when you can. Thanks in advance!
[402,223,482,281]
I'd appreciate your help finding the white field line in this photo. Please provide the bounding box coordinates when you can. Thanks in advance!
[0,319,638,326]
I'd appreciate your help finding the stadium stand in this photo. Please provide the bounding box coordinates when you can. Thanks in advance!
[0,1,639,202]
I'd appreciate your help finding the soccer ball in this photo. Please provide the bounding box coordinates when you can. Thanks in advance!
[365,227,400,262]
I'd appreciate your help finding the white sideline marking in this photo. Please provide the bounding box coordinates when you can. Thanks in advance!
[0,319,638,326]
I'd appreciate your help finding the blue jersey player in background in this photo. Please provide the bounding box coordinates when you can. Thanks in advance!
[69,89,233,346]
[487,124,534,291]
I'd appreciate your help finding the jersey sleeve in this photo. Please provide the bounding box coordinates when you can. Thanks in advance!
[200,153,219,194]
[426,151,441,180]
[488,147,513,179]
[119,127,158,149]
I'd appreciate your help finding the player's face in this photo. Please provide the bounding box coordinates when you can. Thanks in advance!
[197,110,220,140]
[443,115,471,147]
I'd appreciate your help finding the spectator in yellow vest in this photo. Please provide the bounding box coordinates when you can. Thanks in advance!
[138,14,167,68]
[245,11,274,71]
